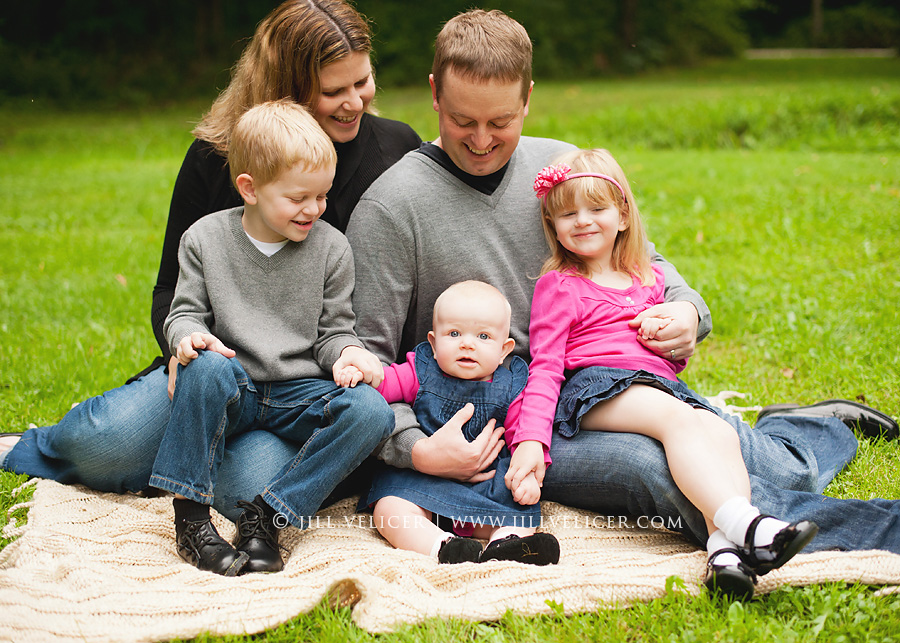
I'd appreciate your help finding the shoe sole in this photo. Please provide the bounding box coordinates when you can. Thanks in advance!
[757,399,898,440]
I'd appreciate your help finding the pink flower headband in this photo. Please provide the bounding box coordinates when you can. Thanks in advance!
[533,163,627,204]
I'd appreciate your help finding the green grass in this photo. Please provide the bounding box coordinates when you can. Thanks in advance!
[2,57,900,641]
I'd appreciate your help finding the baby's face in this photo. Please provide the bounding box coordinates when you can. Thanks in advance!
[428,292,513,381]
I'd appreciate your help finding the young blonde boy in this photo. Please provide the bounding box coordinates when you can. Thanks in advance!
[149,100,393,576]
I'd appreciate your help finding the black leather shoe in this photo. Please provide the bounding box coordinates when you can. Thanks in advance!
[756,399,898,440]
[479,533,560,566]
[437,536,483,564]
[704,548,757,601]
[177,518,248,576]
[740,516,818,576]
[234,498,284,573]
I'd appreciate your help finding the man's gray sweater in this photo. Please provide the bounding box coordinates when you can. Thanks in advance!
[347,137,711,467]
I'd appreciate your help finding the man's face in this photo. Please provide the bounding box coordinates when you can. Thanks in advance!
[431,68,532,176]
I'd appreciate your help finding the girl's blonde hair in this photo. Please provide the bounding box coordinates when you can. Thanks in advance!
[539,148,654,285]
[193,0,372,155]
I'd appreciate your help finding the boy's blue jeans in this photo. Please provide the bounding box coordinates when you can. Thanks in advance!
[147,351,393,529]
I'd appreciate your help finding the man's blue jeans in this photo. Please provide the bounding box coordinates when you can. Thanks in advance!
[147,351,393,528]
[4,363,899,551]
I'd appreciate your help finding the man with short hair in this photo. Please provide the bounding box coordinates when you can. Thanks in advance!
[345,8,900,555]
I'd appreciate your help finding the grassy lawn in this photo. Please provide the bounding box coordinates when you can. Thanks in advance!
[2,57,899,640]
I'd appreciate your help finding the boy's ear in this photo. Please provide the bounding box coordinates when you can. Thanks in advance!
[427,330,437,353]
[501,336,516,361]
[235,173,257,204]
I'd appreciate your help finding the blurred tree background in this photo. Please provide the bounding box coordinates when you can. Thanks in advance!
[1,0,897,105]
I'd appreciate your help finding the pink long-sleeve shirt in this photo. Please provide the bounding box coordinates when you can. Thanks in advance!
[512,265,687,449]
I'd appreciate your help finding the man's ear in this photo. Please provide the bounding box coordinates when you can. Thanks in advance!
[429,74,439,112]
[523,80,534,118]
[500,336,516,361]
[234,173,257,204]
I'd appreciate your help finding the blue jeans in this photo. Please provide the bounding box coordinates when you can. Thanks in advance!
[148,352,392,528]
[1,361,386,522]
[542,409,900,553]
[5,367,900,551]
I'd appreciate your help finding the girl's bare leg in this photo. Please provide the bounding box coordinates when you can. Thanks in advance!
[579,384,751,530]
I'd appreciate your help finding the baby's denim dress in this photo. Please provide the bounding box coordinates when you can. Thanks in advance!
[365,342,540,530]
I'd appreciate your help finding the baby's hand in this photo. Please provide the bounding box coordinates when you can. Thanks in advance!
[638,316,671,341]
[333,346,384,388]
[175,332,236,366]
[512,472,541,505]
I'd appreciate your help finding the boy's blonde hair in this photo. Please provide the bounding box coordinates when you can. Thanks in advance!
[431,9,532,103]
[228,100,337,187]
[193,0,372,155]
[540,149,654,285]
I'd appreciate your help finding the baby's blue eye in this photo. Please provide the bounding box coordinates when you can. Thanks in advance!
[478,333,490,340]
[449,330,460,337]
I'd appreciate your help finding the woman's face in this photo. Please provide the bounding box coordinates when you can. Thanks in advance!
[314,51,376,144]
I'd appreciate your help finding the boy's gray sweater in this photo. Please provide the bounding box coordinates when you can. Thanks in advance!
[164,207,362,382]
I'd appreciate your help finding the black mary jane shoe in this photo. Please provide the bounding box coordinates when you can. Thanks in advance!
[756,399,899,440]
[437,536,483,564]
[741,515,819,576]
[233,498,284,574]
[479,533,560,566]
[177,518,249,576]
[704,548,757,601]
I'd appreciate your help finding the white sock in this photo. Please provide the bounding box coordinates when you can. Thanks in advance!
[429,532,454,558]
[713,496,788,548]
[706,530,741,566]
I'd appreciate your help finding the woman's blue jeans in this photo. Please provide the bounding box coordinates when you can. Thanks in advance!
[4,361,899,551]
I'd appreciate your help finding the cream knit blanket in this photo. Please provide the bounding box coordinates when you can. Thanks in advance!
[1,480,899,642]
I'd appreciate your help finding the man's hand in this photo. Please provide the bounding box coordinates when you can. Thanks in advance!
[175,332,236,366]
[504,440,546,496]
[411,403,504,483]
[333,345,384,388]
[628,301,699,361]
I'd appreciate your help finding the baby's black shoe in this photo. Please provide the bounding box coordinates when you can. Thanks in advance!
[437,536,483,564]
[479,533,560,566]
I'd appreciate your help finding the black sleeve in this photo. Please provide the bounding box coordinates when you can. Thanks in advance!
[150,139,240,359]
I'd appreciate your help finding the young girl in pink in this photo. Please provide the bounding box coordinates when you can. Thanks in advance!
[508,148,818,599]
